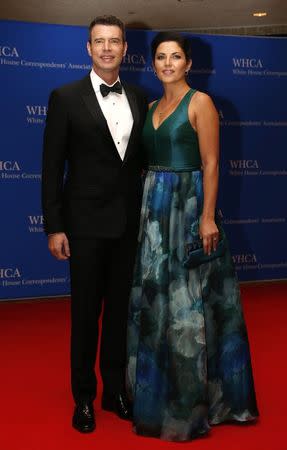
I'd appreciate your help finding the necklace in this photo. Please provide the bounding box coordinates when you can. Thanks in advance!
[157,89,189,124]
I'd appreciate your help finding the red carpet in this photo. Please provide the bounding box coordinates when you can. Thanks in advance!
[0,283,286,450]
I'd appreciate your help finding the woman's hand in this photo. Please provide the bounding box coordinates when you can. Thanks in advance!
[199,217,219,256]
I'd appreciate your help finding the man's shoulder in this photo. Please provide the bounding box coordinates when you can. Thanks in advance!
[52,74,90,97]
[123,82,146,99]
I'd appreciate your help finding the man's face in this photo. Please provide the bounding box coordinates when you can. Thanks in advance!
[87,24,127,79]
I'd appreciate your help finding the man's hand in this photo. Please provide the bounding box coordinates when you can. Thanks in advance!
[48,233,70,260]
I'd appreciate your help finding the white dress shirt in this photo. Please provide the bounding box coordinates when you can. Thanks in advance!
[90,70,134,160]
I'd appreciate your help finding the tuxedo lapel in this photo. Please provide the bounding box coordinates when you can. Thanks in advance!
[80,76,141,165]
[82,92,108,132]
[122,83,140,164]
[81,76,107,131]
[80,76,121,161]
[124,84,139,126]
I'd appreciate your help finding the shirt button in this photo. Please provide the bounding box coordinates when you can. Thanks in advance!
[117,142,120,144]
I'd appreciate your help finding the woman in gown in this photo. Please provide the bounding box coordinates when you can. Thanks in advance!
[126,31,259,442]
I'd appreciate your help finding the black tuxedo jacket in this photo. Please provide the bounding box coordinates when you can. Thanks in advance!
[42,74,147,239]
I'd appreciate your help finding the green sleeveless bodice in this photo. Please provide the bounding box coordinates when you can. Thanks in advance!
[142,89,202,171]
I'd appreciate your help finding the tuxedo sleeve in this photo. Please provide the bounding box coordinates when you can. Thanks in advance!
[42,89,68,235]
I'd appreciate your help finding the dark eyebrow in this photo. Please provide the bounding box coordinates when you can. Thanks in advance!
[157,51,182,56]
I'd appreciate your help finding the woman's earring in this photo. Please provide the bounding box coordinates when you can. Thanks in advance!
[153,70,157,77]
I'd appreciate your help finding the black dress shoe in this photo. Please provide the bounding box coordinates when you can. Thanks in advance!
[102,392,132,421]
[72,402,96,433]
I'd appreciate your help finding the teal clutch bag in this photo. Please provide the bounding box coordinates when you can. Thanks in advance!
[183,235,227,269]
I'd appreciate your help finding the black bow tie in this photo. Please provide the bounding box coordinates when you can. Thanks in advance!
[100,81,122,97]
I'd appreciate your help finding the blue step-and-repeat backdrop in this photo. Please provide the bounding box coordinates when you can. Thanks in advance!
[1,20,286,300]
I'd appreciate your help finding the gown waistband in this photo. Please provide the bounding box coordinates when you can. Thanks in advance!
[148,165,202,172]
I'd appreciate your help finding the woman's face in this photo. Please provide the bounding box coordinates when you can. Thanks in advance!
[153,41,192,84]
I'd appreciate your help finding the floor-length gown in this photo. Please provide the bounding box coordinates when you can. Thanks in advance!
[126,89,259,441]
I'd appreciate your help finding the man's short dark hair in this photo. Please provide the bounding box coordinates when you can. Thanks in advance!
[88,15,126,42]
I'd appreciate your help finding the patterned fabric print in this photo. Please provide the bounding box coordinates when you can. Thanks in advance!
[126,170,258,442]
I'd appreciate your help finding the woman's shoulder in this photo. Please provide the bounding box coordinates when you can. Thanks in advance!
[148,99,158,110]
[189,90,216,112]
[191,89,212,103]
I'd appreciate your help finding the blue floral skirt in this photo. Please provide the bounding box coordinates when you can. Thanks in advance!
[126,170,259,441]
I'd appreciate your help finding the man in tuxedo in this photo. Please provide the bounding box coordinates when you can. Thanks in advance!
[42,15,147,433]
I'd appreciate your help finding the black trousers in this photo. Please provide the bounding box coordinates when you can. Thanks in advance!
[69,230,138,404]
